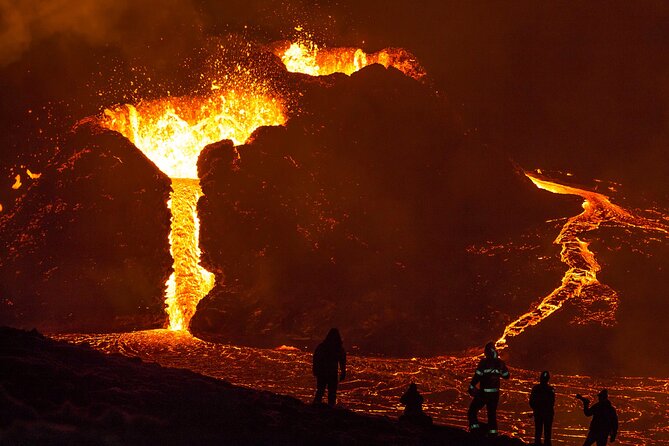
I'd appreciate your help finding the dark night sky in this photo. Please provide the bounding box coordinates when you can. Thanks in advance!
[2,1,668,201]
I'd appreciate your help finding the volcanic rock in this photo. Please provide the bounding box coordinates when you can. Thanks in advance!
[191,64,579,355]
[0,121,172,332]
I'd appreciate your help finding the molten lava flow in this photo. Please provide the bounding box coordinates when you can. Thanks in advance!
[495,173,669,350]
[100,88,285,330]
[277,41,426,80]
[165,179,215,331]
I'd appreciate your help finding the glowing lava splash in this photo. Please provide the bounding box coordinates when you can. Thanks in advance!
[276,41,426,80]
[495,172,669,349]
[99,87,286,330]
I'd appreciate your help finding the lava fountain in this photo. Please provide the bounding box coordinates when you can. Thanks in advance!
[99,87,286,330]
[495,172,669,349]
[275,41,426,80]
[95,40,423,332]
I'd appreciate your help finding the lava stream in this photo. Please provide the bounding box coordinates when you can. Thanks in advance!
[495,173,669,349]
[165,179,214,331]
[99,88,286,330]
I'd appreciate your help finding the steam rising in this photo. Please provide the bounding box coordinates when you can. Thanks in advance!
[0,0,123,65]
[0,0,202,66]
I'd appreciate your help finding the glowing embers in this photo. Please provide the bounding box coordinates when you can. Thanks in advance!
[277,41,426,80]
[11,175,21,189]
[495,173,669,350]
[165,179,214,331]
[100,89,285,178]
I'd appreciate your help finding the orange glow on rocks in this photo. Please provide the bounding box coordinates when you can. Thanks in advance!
[277,41,426,80]
[100,86,286,331]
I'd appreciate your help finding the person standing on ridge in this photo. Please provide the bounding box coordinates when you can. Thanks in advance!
[576,389,618,445]
[529,370,555,445]
[467,341,510,436]
[312,328,346,406]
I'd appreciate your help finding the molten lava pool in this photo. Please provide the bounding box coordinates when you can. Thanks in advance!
[56,330,669,445]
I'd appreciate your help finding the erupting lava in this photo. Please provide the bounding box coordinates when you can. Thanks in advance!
[495,172,669,349]
[277,41,426,80]
[96,40,424,331]
[100,87,286,330]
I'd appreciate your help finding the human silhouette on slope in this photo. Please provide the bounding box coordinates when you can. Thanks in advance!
[529,370,555,445]
[312,328,346,406]
[467,341,510,436]
[399,383,433,426]
[576,389,618,446]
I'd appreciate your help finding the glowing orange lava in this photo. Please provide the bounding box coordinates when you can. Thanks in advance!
[277,41,426,80]
[100,86,286,331]
[11,174,21,189]
[97,38,423,331]
[495,173,669,349]
[100,89,285,178]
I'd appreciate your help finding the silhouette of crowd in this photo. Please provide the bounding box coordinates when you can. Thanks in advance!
[311,331,619,445]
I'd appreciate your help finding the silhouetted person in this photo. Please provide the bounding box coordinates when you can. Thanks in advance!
[312,328,346,406]
[576,390,618,446]
[468,342,510,436]
[529,371,555,445]
[399,383,433,426]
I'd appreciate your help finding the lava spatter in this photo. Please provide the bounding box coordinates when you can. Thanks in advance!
[276,41,426,80]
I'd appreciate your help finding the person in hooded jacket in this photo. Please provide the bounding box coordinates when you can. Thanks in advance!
[576,389,618,446]
[529,370,555,445]
[312,328,346,406]
[467,341,510,436]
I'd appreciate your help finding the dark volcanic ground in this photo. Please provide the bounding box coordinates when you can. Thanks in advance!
[0,326,525,446]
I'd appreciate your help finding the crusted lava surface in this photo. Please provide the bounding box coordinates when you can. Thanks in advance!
[0,326,525,446]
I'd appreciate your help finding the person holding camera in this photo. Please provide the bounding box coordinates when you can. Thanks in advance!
[576,389,618,445]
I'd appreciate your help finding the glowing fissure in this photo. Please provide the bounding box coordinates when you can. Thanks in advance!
[100,86,286,331]
[495,173,669,349]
